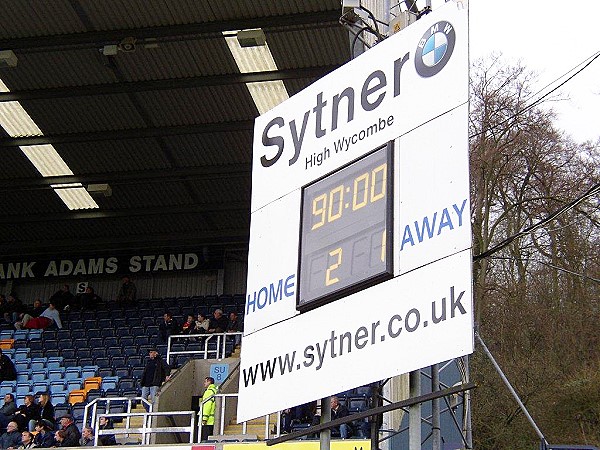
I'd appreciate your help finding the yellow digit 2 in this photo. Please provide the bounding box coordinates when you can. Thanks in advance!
[325,247,342,286]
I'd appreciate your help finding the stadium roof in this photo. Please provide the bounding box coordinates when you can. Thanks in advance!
[0,0,351,262]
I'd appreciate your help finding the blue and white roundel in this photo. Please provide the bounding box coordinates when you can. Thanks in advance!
[414,21,455,78]
[422,33,448,67]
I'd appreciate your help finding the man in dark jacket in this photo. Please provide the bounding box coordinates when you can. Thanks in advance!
[330,396,352,438]
[140,349,171,410]
[0,350,16,383]
[0,421,21,449]
[58,414,81,447]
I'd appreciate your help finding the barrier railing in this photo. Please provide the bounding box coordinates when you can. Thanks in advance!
[198,392,281,441]
[90,408,196,445]
[166,332,243,364]
[84,396,153,434]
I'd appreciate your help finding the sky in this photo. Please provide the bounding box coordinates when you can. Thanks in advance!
[423,0,600,143]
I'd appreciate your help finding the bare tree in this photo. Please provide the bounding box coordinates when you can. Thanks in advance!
[469,55,600,449]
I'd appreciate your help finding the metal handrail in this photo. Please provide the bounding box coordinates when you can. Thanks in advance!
[84,396,153,434]
[92,410,196,445]
[198,392,281,441]
[166,332,242,364]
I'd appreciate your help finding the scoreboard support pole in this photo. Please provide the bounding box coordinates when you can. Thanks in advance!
[408,370,421,450]
[320,397,331,450]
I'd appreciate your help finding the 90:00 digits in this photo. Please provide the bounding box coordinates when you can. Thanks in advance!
[311,163,387,231]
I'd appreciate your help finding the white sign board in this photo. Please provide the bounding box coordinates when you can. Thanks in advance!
[239,1,472,422]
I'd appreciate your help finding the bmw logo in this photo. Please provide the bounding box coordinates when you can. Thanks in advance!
[415,21,456,77]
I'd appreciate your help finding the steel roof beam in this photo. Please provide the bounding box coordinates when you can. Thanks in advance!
[0,202,249,224]
[0,66,338,102]
[0,121,254,147]
[0,10,341,50]
[0,164,251,190]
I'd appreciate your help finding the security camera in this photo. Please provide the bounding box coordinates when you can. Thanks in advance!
[119,37,136,52]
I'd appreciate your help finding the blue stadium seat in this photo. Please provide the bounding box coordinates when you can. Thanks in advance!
[53,403,71,420]
[76,348,92,359]
[106,346,122,358]
[44,349,61,358]
[131,366,144,379]
[27,340,44,352]
[15,360,30,372]
[97,367,114,378]
[48,368,66,381]
[48,357,64,368]
[13,330,29,341]
[117,378,136,391]
[103,337,119,347]
[62,358,78,368]
[123,345,140,357]
[77,357,94,367]
[66,378,83,391]
[126,355,142,367]
[86,329,102,339]
[72,338,88,348]
[30,358,48,371]
[133,335,149,346]
[56,329,71,340]
[114,366,131,378]
[60,348,76,359]
[31,369,48,382]
[69,320,84,330]
[16,381,32,396]
[0,330,13,339]
[50,380,66,395]
[87,337,103,349]
[14,349,29,361]
[94,357,110,369]
[64,367,82,380]
[81,365,99,378]
[33,380,50,394]
[16,372,30,382]
[113,318,127,328]
[0,381,16,395]
[98,318,113,329]
[83,319,98,329]
[101,329,115,338]
[110,356,126,367]
[119,336,134,347]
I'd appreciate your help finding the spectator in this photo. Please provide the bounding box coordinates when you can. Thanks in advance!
[180,315,195,335]
[280,401,316,434]
[53,430,66,447]
[226,312,243,345]
[77,287,101,311]
[158,312,179,343]
[13,395,39,432]
[140,349,171,409]
[0,351,16,383]
[37,393,54,427]
[48,285,75,312]
[330,396,351,439]
[16,430,35,450]
[97,417,116,446]
[207,309,228,334]
[4,295,24,324]
[80,427,94,446]
[27,299,45,318]
[16,303,62,330]
[57,414,80,447]
[33,420,55,448]
[0,395,17,432]
[200,377,217,441]
[116,277,136,304]
[0,422,21,449]
[195,313,209,334]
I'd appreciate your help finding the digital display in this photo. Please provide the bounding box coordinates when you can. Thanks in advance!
[297,144,393,311]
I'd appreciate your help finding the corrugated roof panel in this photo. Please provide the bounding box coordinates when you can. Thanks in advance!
[268,27,350,69]
[101,182,194,209]
[0,1,85,38]
[167,131,252,166]
[189,177,251,204]
[137,85,258,126]
[21,95,147,134]
[57,138,172,173]
[80,0,217,29]
[0,188,69,215]
[0,152,40,179]
[0,50,118,90]
[114,38,238,81]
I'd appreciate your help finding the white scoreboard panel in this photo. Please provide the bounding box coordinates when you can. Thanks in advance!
[238,1,472,422]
